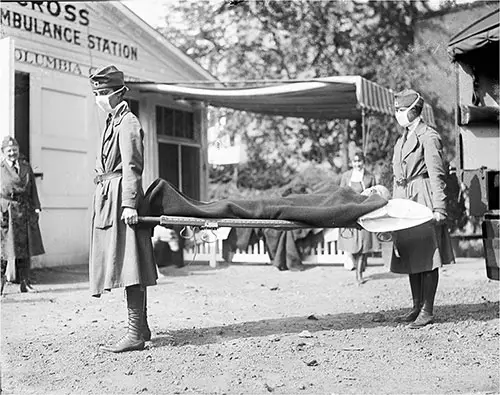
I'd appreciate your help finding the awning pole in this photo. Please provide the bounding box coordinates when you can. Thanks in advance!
[361,108,366,154]
[343,119,350,172]
[364,114,372,155]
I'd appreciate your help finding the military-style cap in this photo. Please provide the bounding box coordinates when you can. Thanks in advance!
[394,89,422,109]
[89,65,125,90]
[1,136,19,150]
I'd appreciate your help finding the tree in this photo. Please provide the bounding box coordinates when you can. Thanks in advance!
[158,0,454,190]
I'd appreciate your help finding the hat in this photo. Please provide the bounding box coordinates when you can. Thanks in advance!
[394,89,422,109]
[1,136,19,150]
[89,65,125,90]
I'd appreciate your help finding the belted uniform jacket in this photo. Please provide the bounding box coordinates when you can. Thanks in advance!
[89,101,156,297]
[1,158,45,261]
[390,120,454,273]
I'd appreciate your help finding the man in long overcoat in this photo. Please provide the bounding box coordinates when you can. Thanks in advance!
[390,89,455,328]
[89,65,157,352]
[1,136,44,295]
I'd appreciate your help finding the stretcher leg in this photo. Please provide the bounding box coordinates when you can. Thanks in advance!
[209,244,218,268]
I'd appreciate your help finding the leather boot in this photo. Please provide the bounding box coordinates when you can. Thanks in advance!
[395,273,422,322]
[408,310,434,328]
[142,289,151,341]
[18,264,29,293]
[101,285,145,353]
[409,269,438,329]
[1,275,6,296]
[1,259,7,296]
[18,265,36,293]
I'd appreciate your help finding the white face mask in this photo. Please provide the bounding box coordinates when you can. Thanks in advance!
[95,87,125,113]
[95,94,113,113]
[395,94,421,127]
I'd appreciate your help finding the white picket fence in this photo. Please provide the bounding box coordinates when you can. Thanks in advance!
[183,229,346,266]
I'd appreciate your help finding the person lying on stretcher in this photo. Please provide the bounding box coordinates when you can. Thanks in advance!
[142,178,434,234]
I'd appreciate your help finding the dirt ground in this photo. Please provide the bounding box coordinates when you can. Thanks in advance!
[1,257,499,395]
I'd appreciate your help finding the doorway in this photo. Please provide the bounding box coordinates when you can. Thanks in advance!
[14,71,29,161]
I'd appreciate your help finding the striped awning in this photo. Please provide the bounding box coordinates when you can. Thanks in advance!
[129,75,435,126]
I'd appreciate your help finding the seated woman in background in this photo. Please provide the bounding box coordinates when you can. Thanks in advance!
[338,151,379,285]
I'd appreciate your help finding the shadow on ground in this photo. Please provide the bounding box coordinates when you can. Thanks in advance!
[150,301,499,348]
[26,259,390,286]
[30,264,89,285]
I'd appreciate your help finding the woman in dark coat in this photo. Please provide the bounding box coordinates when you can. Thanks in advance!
[89,65,157,353]
[391,89,455,328]
[338,151,377,285]
[1,136,45,295]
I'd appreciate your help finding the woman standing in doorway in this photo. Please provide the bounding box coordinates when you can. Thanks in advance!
[1,136,45,295]
[338,151,377,285]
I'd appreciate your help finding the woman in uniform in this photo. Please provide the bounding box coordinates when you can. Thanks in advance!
[338,151,378,285]
[391,89,455,328]
[89,65,157,352]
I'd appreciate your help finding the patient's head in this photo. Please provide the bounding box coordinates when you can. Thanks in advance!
[362,185,391,200]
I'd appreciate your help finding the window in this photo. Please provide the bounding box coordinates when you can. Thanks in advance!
[156,105,200,199]
[156,106,194,139]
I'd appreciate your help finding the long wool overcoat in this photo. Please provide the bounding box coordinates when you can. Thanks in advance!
[89,101,157,297]
[390,120,455,274]
[1,158,45,261]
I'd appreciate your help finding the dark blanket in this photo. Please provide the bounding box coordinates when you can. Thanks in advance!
[144,179,387,271]
[263,228,320,271]
[145,179,387,228]
[223,228,321,271]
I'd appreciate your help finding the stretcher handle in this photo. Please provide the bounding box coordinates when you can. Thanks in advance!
[137,215,328,230]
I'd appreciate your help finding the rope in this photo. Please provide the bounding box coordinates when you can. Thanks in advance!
[179,226,218,266]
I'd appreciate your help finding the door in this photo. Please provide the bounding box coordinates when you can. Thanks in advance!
[30,71,96,266]
[0,37,14,142]
[158,142,179,187]
[181,145,200,199]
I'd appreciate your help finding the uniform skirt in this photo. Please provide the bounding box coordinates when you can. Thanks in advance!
[389,221,454,274]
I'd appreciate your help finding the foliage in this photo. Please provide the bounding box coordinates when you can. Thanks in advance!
[159,0,458,191]
[208,162,341,200]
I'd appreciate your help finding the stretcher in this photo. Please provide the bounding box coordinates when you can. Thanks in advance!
[138,199,434,268]
[138,199,434,233]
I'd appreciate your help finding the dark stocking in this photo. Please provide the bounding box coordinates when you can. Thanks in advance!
[421,269,439,315]
[409,273,423,311]
[395,273,422,322]
[409,269,439,328]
